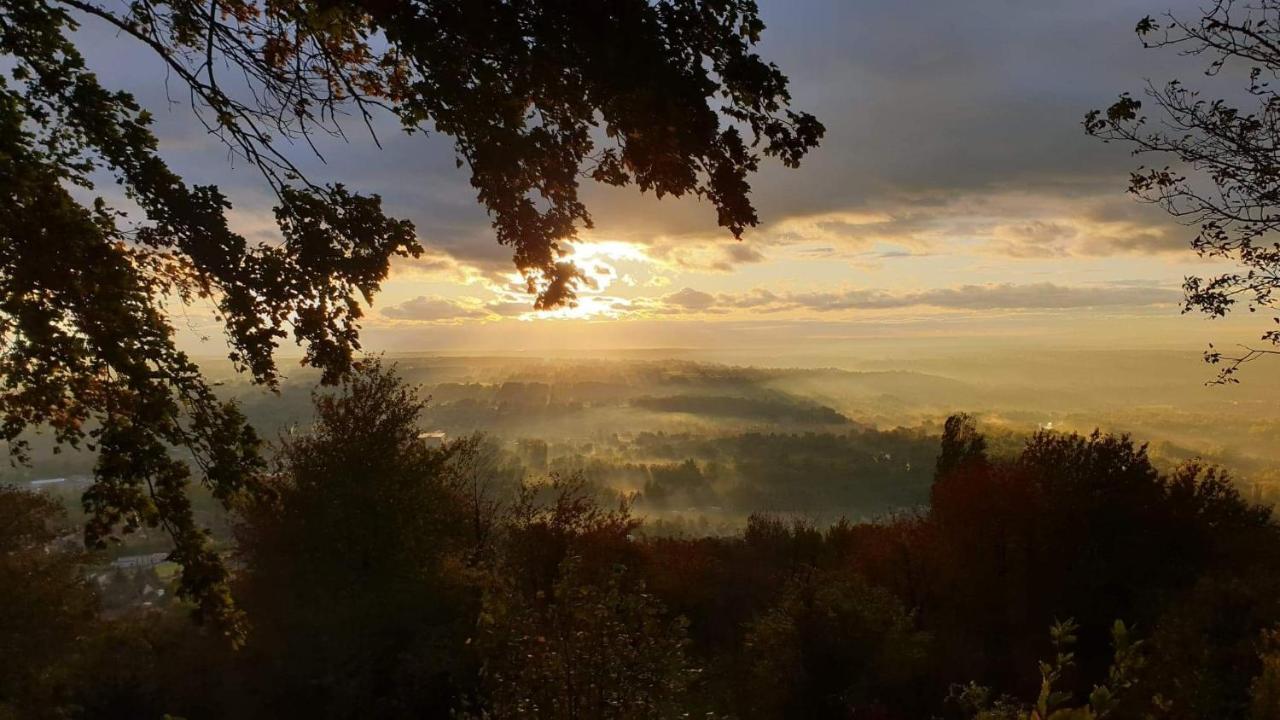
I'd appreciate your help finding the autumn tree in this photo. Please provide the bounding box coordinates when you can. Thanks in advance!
[935,412,988,481]
[443,431,522,559]
[464,474,694,719]
[1251,628,1280,720]
[951,619,1167,720]
[1087,0,1280,381]
[468,557,697,720]
[917,416,1280,716]
[0,486,97,718]
[232,361,475,716]
[0,0,823,629]
[743,569,930,719]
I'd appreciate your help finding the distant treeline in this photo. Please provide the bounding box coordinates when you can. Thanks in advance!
[549,428,934,519]
[630,394,851,425]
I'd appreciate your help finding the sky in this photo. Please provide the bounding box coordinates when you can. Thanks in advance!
[73,0,1268,358]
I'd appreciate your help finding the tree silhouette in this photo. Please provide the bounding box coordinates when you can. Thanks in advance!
[233,360,474,715]
[0,0,822,630]
[936,412,987,480]
[1087,0,1280,382]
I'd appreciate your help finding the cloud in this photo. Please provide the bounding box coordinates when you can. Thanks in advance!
[984,210,1181,258]
[987,220,1078,258]
[663,287,719,310]
[746,190,1185,259]
[385,279,1183,324]
[390,248,482,282]
[484,300,537,317]
[881,283,1180,310]
[641,235,772,272]
[661,282,1181,315]
[724,243,766,265]
[381,296,492,323]
[751,210,936,255]
[726,288,783,309]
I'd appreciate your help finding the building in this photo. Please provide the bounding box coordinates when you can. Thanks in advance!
[110,552,170,569]
[417,431,448,448]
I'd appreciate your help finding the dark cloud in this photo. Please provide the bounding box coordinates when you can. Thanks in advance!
[71,0,1206,269]
[576,0,1203,258]
[741,1,1200,214]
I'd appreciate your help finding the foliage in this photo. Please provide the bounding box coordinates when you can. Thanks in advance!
[920,419,1279,702]
[1251,627,1280,719]
[936,412,987,479]
[62,607,240,719]
[466,557,697,720]
[50,0,822,307]
[5,405,1280,718]
[0,486,96,719]
[232,360,476,717]
[460,470,696,719]
[0,0,820,630]
[1087,0,1280,381]
[952,619,1168,720]
[743,569,930,719]
[442,431,523,559]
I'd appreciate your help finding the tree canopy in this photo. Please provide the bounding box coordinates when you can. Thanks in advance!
[0,0,822,632]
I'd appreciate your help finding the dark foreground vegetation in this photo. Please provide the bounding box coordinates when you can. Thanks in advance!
[4,362,1280,719]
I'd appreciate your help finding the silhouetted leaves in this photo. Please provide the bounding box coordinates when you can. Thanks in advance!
[0,0,820,629]
[1088,0,1280,381]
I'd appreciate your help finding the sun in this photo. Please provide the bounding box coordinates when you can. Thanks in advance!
[528,240,657,320]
